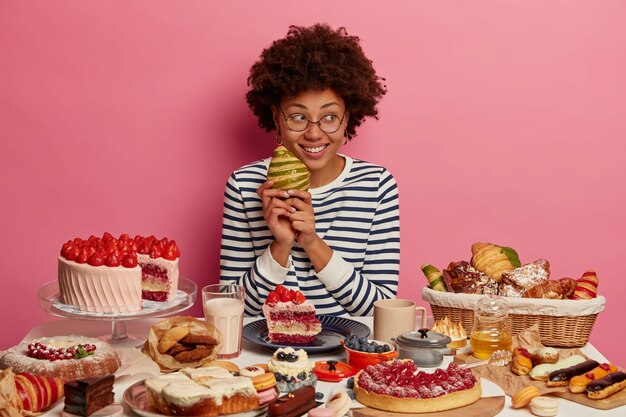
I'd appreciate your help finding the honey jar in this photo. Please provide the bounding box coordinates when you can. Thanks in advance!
[470,295,512,359]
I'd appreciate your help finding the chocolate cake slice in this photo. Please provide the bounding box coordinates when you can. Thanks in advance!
[63,374,115,416]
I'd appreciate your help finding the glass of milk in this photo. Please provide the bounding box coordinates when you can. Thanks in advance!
[202,284,245,358]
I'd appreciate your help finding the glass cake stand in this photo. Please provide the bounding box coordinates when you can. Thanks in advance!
[37,278,197,348]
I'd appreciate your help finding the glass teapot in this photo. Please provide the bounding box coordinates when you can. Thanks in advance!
[470,295,512,359]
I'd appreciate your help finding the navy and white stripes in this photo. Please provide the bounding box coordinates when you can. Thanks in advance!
[219,156,400,317]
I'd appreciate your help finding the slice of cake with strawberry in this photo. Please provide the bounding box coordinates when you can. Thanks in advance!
[58,232,180,313]
[262,285,322,344]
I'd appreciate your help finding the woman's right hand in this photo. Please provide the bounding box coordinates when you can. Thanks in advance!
[257,180,296,247]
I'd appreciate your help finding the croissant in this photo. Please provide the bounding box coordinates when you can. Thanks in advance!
[523,278,577,299]
[471,242,521,282]
[267,146,311,191]
[421,264,447,292]
[571,270,599,300]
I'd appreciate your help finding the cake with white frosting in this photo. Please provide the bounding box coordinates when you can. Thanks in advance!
[145,366,258,416]
[262,284,321,344]
[267,347,317,392]
[57,233,180,313]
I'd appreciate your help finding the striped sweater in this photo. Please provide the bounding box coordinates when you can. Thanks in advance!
[219,155,400,316]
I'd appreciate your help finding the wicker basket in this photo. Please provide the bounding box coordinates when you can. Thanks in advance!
[421,287,605,347]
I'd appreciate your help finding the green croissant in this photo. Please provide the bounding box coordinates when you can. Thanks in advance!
[267,146,311,191]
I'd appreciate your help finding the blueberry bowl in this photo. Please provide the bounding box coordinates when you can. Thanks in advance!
[341,336,399,369]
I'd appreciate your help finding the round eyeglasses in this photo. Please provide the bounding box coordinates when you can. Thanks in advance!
[279,106,346,134]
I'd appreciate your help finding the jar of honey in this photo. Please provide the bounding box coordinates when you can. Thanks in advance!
[470,295,512,359]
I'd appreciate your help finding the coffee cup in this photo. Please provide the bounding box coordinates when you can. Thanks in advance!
[373,299,427,345]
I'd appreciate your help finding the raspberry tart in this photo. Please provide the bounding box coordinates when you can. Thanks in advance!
[58,233,180,312]
[262,284,321,344]
[354,360,481,413]
[0,336,120,381]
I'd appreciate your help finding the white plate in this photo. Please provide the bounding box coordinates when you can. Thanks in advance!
[123,380,267,417]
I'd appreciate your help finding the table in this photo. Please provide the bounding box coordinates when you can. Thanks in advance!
[19,317,623,416]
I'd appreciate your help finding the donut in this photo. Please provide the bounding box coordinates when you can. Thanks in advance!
[240,365,266,378]
[251,373,277,391]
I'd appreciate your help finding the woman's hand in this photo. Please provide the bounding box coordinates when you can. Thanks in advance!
[285,189,318,246]
[257,181,296,246]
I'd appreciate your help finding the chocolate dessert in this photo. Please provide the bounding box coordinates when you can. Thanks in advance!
[63,374,115,416]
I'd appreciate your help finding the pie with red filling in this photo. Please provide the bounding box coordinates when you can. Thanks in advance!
[354,360,482,413]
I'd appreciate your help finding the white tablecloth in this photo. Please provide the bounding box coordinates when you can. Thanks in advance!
[19,317,622,416]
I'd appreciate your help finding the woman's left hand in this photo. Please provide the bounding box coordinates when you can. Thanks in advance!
[285,189,318,246]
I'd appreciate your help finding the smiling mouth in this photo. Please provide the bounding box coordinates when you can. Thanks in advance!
[301,144,329,154]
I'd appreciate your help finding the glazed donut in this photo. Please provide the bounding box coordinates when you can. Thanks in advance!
[251,372,277,391]
[587,371,626,400]
[547,359,599,387]
[240,365,266,378]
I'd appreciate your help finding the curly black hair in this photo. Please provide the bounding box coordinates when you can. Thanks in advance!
[246,23,386,140]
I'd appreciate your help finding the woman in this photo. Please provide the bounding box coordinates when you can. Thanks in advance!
[220,24,399,316]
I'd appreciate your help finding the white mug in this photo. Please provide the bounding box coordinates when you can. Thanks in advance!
[373,299,427,345]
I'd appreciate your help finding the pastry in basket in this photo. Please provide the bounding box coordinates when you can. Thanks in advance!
[571,270,599,300]
[470,242,521,282]
[586,371,626,400]
[268,347,317,393]
[511,347,533,376]
[431,317,467,349]
[529,354,586,381]
[498,259,550,297]
[442,261,498,294]
[570,363,618,393]
[267,145,311,191]
[421,264,447,292]
[354,360,481,413]
[530,347,559,366]
[0,369,65,414]
[523,277,576,299]
[0,335,120,381]
[145,367,259,416]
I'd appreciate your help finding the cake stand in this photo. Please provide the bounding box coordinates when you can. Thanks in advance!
[37,278,197,348]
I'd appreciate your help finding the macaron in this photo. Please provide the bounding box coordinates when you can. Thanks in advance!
[251,372,277,391]
[530,396,559,417]
[326,391,351,417]
[257,387,277,405]
[307,407,335,417]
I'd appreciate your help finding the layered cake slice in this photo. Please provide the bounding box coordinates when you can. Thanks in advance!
[63,374,115,416]
[262,285,321,344]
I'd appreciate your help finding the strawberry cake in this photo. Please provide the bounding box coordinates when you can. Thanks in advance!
[354,360,481,413]
[58,233,180,313]
[262,285,322,344]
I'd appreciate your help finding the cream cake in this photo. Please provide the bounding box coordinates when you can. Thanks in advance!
[262,284,321,344]
[58,233,180,312]
[145,368,258,416]
[267,347,317,392]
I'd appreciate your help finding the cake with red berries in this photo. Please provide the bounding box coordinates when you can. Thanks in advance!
[262,285,322,344]
[58,233,180,312]
[0,335,121,381]
[354,360,481,413]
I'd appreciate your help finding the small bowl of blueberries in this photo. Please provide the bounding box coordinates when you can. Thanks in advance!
[341,335,399,369]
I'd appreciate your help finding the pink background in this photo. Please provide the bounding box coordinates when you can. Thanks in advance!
[1,1,625,365]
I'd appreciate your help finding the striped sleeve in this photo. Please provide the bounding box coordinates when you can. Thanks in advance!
[219,171,290,316]
[316,168,400,315]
